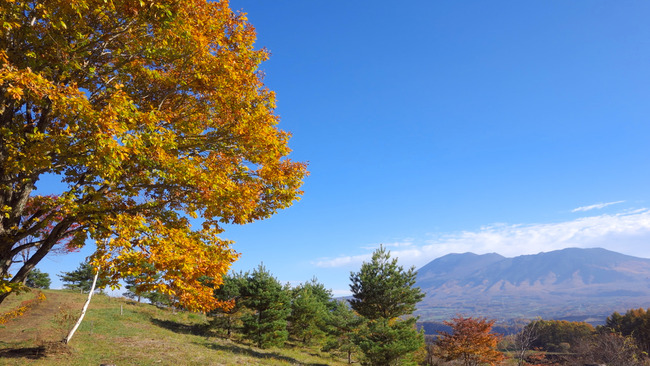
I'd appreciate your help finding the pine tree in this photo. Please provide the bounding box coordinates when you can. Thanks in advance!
[349,245,425,366]
[357,318,423,366]
[322,300,365,364]
[123,275,142,302]
[25,268,51,289]
[142,290,172,307]
[122,263,166,304]
[301,277,335,308]
[209,272,247,339]
[59,262,106,293]
[289,279,330,344]
[241,264,290,348]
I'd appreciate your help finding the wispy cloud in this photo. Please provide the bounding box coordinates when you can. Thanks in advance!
[572,201,625,212]
[360,239,414,250]
[313,253,371,268]
[313,208,650,269]
[318,240,415,267]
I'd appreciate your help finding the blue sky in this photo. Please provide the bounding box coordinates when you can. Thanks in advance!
[34,1,650,296]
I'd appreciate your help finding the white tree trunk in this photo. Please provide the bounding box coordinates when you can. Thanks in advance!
[64,269,99,344]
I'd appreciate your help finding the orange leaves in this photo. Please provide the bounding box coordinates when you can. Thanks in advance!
[435,316,505,366]
[0,0,306,311]
[91,214,240,312]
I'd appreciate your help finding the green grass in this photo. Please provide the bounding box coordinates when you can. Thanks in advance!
[0,290,348,365]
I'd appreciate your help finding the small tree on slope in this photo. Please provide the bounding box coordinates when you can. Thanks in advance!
[241,264,290,348]
[349,245,425,366]
[59,261,107,293]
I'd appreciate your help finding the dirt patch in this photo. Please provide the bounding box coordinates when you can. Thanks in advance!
[0,291,76,343]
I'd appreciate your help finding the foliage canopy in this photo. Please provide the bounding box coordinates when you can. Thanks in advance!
[604,308,650,355]
[528,319,594,352]
[0,0,306,311]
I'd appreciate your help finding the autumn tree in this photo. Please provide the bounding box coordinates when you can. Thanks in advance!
[25,268,50,289]
[240,264,290,348]
[604,308,650,355]
[4,196,79,295]
[434,315,504,366]
[0,0,306,310]
[350,246,424,366]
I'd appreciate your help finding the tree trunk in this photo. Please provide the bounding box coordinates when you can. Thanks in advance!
[64,268,99,344]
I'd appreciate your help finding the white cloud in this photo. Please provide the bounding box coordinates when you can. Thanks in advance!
[361,239,414,250]
[313,208,650,269]
[318,240,416,267]
[313,253,371,268]
[572,201,625,212]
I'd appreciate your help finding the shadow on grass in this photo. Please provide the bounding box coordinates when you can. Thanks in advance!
[0,341,70,360]
[150,318,207,336]
[200,341,329,366]
[0,346,47,359]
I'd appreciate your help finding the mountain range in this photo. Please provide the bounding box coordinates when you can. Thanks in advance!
[414,247,650,322]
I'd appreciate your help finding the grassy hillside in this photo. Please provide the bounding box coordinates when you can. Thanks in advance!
[0,289,348,365]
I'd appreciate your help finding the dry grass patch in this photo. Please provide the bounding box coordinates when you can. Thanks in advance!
[0,290,349,365]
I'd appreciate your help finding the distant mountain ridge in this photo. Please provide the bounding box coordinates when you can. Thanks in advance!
[414,248,650,322]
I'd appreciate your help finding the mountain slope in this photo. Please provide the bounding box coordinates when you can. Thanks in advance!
[414,247,650,321]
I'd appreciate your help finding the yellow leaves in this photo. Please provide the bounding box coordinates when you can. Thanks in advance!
[2,21,19,31]
[1,0,306,312]
[0,291,47,325]
[0,281,12,294]
[5,85,23,100]
[0,276,29,296]
[89,212,240,312]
